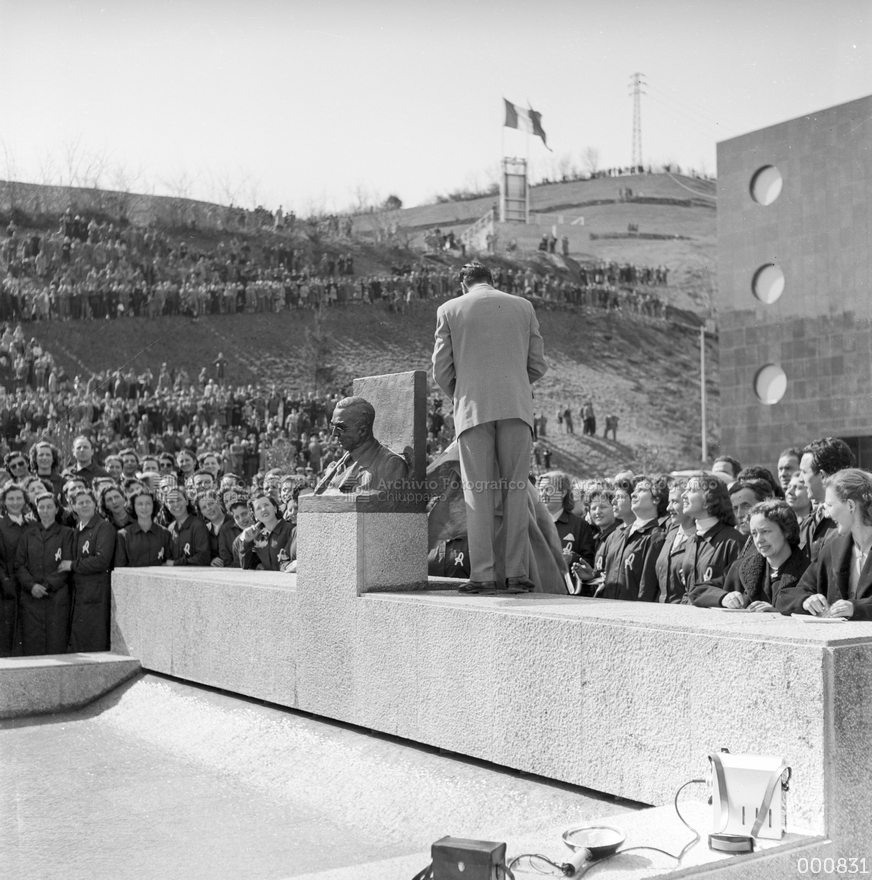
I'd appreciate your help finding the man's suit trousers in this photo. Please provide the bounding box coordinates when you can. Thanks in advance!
[456,418,531,583]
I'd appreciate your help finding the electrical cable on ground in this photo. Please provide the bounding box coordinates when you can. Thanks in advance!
[507,778,706,877]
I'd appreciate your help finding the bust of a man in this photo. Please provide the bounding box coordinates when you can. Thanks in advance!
[313,396,409,496]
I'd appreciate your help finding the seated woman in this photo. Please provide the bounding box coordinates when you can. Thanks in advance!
[795,469,872,620]
[239,493,296,572]
[680,473,744,602]
[115,487,173,567]
[689,499,810,612]
[162,487,211,566]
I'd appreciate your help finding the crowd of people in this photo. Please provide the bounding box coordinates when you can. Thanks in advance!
[429,438,872,623]
[1,353,867,661]
[0,209,675,324]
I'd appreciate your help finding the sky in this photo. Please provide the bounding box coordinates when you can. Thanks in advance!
[0,0,870,214]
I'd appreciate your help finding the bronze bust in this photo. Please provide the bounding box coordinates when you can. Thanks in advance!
[314,396,409,496]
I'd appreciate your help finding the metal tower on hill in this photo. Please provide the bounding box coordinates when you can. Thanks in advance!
[629,72,647,168]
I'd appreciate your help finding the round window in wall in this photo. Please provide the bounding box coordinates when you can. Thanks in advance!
[754,364,787,405]
[750,165,783,205]
[752,263,785,304]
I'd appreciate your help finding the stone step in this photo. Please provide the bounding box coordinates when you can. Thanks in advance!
[0,652,141,719]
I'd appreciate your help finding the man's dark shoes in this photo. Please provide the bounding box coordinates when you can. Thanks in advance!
[505,577,536,594]
[458,580,498,595]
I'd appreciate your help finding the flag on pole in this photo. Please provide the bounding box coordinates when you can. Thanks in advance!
[503,98,551,150]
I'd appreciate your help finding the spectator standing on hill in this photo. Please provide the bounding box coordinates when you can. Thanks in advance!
[582,402,596,436]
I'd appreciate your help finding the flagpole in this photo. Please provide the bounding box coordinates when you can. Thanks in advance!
[526,99,532,187]
[500,112,505,225]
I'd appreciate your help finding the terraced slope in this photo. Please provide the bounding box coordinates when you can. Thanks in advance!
[31,300,718,475]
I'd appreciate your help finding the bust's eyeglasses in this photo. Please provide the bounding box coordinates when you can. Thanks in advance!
[9,460,27,469]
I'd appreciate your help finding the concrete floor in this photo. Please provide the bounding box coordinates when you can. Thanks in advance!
[0,674,641,880]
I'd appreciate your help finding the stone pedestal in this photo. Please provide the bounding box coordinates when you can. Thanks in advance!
[294,494,428,722]
[297,495,428,596]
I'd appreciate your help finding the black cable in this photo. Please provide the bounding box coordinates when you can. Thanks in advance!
[508,852,568,876]
[409,864,433,880]
[569,779,706,878]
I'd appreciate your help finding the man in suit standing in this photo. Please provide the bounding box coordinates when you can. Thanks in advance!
[432,261,548,593]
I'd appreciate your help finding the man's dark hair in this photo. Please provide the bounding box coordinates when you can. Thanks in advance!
[713,454,742,480]
[729,478,773,504]
[737,466,783,499]
[802,437,856,476]
[459,261,493,288]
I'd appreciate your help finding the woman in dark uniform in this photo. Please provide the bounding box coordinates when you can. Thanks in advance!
[240,493,296,572]
[163,487,210,566]
[115,487,172,567]
[0,483,32,656]
[15,492,74,655]
[29,441,64,505]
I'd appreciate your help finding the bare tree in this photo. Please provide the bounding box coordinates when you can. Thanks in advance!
[213,168,245,207]
[582,146,600,176]
[555,152,576,180]
[243,174,261,211]
[159,168,200,227]
[37,149,59,186]
[60,135,87,189]
[161,168,197,200]
[79,147,110,190]
[110,160,146,223]
[351,183,381,214]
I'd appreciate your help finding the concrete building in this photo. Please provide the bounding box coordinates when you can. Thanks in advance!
[717,94,872,466]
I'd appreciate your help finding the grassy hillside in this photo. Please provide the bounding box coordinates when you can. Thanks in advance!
[356,172,717,314]
[30,302,718,475]
[17,171,721,475]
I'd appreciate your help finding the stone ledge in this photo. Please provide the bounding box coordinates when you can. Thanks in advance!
[282,802,827,880]
[0,653,141,719]
[111,569,872,855]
